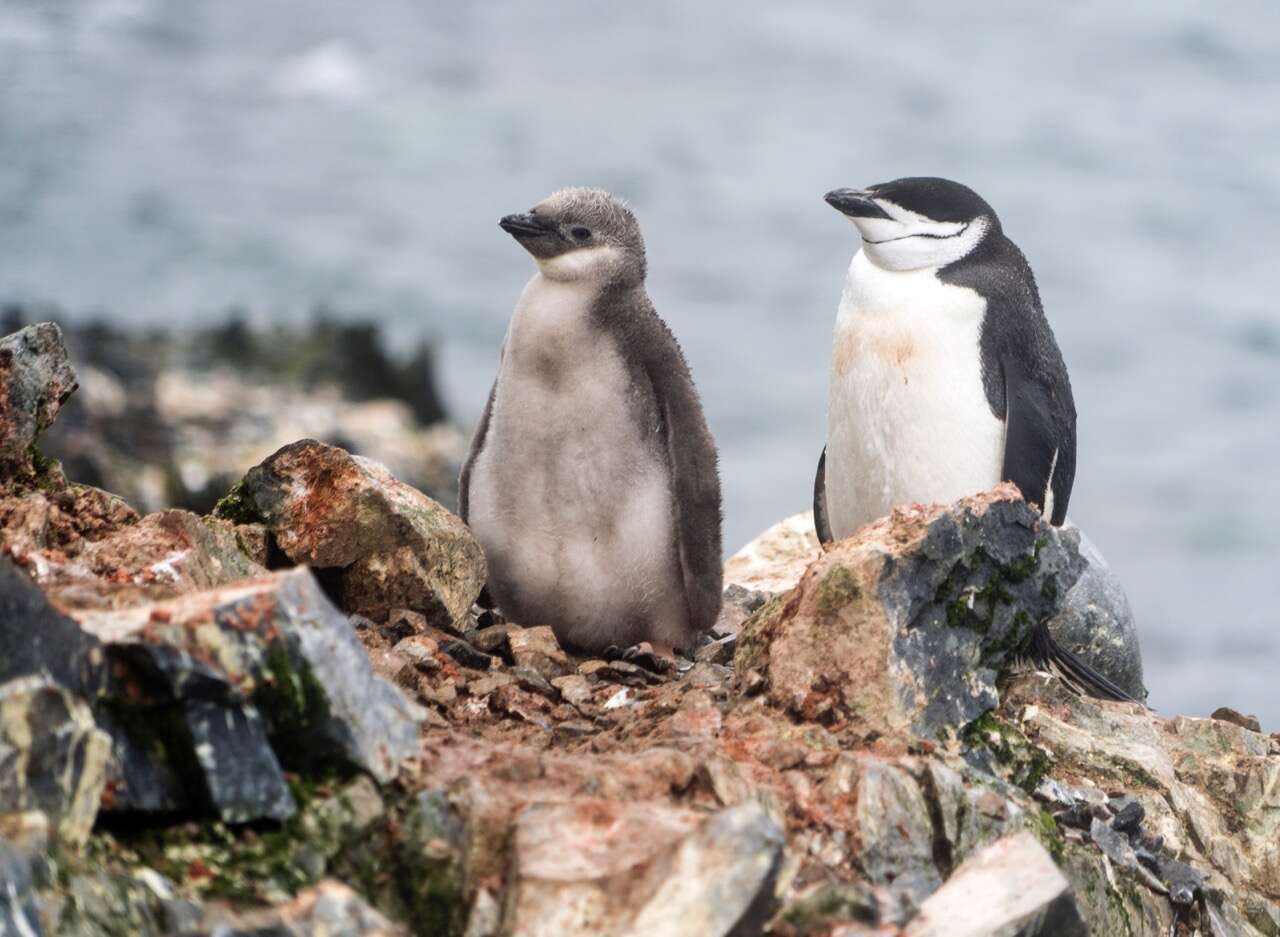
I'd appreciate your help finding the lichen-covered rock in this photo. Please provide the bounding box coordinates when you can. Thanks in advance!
[0,485,138,560]
[905,832,1087,937]
[736,486,1084,739]
[0,675,110,845]
[0,322,78,477]
[506,800,784,937]
[77,567,423,793]
[998,673,1280,924]
[221,439,485,627]
[1046,525,1145,700]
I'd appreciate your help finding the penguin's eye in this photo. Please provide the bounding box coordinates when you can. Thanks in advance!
[570,226,591,241]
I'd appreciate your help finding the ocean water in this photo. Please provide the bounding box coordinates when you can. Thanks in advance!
[3,0,1279,724]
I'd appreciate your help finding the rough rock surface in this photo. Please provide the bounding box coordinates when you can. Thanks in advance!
[507,800,783,937]
[0,675,110,845]
[736,487,1085,739]
[0,322,78,476]
[220,439,485,628]
[2,320,1276,937]
[905,832,1087,937]
[1046,524,1145,700]
[78,567,424,793]
[23,509,266,611]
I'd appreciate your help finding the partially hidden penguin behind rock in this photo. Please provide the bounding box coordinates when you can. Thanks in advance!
[814,176,1134,701]
[460,187,722,663]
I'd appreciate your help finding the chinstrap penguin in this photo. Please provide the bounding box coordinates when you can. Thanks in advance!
[814,176,1131,701]
[460,187,722,660]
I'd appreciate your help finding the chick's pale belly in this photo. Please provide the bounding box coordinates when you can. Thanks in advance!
[825,278,1005,538]
[467,349,682,643]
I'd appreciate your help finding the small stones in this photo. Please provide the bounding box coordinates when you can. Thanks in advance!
[471,623,517,662]
[441,638,495,671]
[508,626,572,680]
[467,673,514,698]
[391,635,443,673]
[384,607,429,641]
[694,633,737,665]
[550,674,593,708]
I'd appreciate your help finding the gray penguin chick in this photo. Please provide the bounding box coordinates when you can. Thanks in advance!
[460,187,722,656]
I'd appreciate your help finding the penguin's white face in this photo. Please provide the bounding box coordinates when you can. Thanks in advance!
[825,177,997,273]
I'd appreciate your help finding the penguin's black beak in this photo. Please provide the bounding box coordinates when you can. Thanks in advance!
[499,212,560,238]
[824,188,894,221]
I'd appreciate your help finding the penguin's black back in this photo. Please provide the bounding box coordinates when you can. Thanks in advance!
[941,230,1077,523]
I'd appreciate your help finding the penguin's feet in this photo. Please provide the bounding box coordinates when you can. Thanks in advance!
[603,641,673,675]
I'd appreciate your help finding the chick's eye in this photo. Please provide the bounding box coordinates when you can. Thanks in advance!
[571,226,591,241]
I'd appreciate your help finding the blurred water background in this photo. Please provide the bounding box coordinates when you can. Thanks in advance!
[2,0,1278,723]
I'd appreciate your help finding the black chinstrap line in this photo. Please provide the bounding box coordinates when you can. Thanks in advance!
[862,222,970,245]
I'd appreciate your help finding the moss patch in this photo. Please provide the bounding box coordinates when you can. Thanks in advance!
[814,565,860,620]
[211,479,263,525]
[961,710,1049,795]
[252,640,339,775]
[733,592,786,673]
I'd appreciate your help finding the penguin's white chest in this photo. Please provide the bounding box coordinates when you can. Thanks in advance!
[825,251,1005,537]
[467,274,680,641]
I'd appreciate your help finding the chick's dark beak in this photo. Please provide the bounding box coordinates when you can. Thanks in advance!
[824,188,894,221]
[499,212,559,238]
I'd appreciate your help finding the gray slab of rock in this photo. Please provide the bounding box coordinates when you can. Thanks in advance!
[507,799,783,937]
[183,699,295,823]
[1046,525,1145,700]
[854,759,943,905]
[0,675,110,845]
[626,801,785,937]
[0,556,104,696]
[737,486,1088,739]
[220,438,485,628]
[78,567,423,788]
[906,832,1088,937]
[0,322,77,473]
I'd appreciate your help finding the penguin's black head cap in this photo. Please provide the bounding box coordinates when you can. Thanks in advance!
[825,176,1000,272]
[500,187,646,284]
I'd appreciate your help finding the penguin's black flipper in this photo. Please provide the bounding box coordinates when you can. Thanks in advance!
[1026,621,1138,703]
[1001,355,1076,526]
[813,446,834,545]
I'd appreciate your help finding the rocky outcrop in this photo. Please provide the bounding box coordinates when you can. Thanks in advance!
[736,487,1085,739]
[217,439,486,628]
[728,504,1146,703]
[1,320,1274,936]
[20,313,465,517]
[0,322,77,479]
